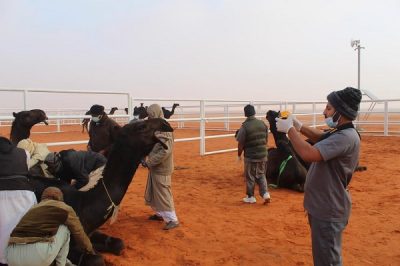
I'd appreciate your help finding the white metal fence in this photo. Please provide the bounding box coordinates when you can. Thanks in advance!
[1,88,399,156]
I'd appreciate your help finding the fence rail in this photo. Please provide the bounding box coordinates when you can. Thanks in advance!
[1,89,399,156]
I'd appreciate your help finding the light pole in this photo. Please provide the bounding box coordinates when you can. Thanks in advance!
[351,40,365,129]
[351,40,365,90]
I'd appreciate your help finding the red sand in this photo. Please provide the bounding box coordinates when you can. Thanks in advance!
[1,125,399,266]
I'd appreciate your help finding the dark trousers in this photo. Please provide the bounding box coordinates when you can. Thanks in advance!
[308,214,348,266]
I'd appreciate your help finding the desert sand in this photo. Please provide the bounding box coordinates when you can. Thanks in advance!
[1,124,399,266]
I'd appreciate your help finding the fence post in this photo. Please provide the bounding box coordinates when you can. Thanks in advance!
[312,102,316,127]
[384,101,389,136]
[23,90,28,110]
[56,111,61,132]
[200,100,206,156]
[224,105,229,131]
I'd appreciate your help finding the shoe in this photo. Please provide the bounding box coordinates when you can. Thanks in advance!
[163,221,179,230]
[148,214,164,221]
[243,196,257,203]
[263,193,271,204]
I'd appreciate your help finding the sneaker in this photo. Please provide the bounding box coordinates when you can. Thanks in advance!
[163,221,179,230]
[263,193,271,204]
[243,196,257,203]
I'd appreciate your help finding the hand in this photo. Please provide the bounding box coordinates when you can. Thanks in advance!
[237,156,242,163]
[292,116,303,131]
[275,115,294,133]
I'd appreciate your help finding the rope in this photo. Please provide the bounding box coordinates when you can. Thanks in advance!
[276,155,293,187]
[101,179,119,220]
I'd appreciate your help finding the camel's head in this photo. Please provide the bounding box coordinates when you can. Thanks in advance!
[117,118,173,156]
[266,110,280,127]
[133,105,148,120]
[12,109,49,127]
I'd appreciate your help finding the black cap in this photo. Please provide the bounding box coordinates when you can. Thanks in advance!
[327,87,362,120]
[89,104,105,116]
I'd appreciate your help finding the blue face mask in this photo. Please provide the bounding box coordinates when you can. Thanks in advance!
[325,112,340,128]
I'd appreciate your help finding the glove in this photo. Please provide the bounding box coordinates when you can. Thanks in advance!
[292,116,303,131]
[275,115,294,133]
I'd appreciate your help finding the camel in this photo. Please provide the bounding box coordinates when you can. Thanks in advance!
[266,110,307,192]
[133,103,148,120]
[162,103,179,119]
[27,118,173,265]
[82,107,119,133]
[10,109,48,144]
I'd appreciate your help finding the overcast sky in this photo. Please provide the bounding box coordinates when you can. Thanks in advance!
[1,0,399,104]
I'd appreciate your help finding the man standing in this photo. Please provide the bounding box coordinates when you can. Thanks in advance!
[87,104,121,157]
[143,104,179,230]
[236,104,271,204]
[275,87,362,265]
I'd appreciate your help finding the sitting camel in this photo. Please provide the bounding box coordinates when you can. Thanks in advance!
[27,118,173,265]
[82,107,118,133]
[162,103,179,119]
[10,109,48,145]
[266,110,307,192]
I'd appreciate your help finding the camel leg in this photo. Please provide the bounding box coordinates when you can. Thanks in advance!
[68,248,105,266]
[90,231,125,256]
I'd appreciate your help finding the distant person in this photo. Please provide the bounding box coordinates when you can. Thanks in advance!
[6,187,95,266]
[235,104,271,204]
[44,149,107,190]
[87,104,121,157]
[143,104,179,230]
[0,136,37,265]
[275,87,362,265]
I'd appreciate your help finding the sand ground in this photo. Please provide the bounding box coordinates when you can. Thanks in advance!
[1,124,399,266]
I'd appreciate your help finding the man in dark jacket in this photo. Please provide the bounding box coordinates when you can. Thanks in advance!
[0,136,37,265]
[87,104,121,157]
[6,186,95,266]
[236,105,271,204]
[45,149,107,190]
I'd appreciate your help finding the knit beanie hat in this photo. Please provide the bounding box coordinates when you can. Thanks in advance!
[89,104,105,116]
[327,87,362,120]
[244,104,256,117]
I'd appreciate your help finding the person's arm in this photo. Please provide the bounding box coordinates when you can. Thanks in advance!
[287,128,323,162]
[236,127,246,158]
[63,205,95,254]
[299,125,325,144]
[276,116,323,163]
[146,133,172,167]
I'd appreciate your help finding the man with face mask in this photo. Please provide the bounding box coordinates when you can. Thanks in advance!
[87,104,121,157]
[274,87,362,266]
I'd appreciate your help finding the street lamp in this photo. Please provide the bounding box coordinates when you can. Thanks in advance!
[351,39,365,90]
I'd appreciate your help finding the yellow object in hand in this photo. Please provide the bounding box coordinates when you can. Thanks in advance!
[280,111,291,119]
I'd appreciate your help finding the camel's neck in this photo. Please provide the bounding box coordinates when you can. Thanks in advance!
[10,122,30,144]
[100,146,142,205]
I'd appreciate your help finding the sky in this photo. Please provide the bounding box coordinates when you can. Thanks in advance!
[1,0,400,106]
